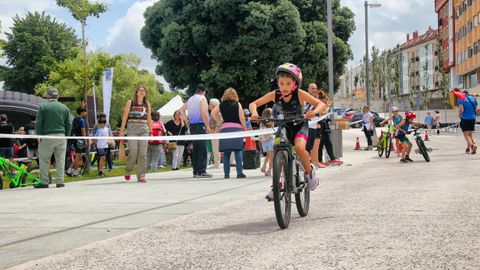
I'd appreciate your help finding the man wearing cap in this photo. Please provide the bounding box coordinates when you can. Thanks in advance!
[180,84,212,178]
[35,87,72,188]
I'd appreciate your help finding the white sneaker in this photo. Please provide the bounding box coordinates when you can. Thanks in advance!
[305,164,319,191]
[265,189,274,201]
[209,164,220,169]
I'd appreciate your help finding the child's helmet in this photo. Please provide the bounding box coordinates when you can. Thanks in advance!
[405,111,416,119]
[276,63,303,87]
[391,106,399,112]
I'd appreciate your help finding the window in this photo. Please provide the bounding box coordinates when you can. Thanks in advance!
[468,0,473,6]
[469,73,477,87]
[475,16,478,27]
[475,42,479,54]
[469,21,473,32]
[468,46,473,58]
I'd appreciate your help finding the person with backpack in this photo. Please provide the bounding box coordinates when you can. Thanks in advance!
[147,111,166,173]
[66,107,88,177]
[458,91,479,154]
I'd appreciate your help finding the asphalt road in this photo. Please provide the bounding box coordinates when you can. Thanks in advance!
[4,129,480,269]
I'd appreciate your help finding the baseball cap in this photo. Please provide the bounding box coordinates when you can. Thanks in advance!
[47,87,59,99]
[196,83,208,93]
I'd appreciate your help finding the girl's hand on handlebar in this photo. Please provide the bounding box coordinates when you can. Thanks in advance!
[251,114,259,121]
[305,111,315,119]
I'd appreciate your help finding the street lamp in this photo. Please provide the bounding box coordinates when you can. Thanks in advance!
[364,1,381,108]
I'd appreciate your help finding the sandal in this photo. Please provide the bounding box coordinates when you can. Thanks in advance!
[472,145,477,155]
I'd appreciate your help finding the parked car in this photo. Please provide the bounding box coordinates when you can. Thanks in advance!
[348,111,385,128]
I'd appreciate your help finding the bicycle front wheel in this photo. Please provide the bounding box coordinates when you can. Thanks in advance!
[416,138,430,162]
[377,136,384,157]
[385,135,392,159]
[272,150,291,229]
[294,162,310,217]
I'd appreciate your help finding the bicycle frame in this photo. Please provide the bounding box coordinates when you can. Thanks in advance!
[0,156,40,188]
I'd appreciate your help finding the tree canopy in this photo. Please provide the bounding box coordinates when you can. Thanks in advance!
[0,12,79,94]
[36,51,169,126]
[141,0,355,102]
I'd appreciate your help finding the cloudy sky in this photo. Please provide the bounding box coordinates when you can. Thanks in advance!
[0,0,438,89]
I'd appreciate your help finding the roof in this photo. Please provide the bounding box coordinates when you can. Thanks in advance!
[401,28,438,50]
[0,90,46,114]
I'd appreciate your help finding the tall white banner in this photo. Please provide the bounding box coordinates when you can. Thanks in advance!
[102,68,113,121]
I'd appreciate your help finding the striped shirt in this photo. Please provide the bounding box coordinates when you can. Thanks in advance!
[127,100,149,135]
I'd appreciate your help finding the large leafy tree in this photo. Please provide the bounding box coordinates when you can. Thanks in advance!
[141,0,355,102]
[36,51,168,127]
[0,12,79,94]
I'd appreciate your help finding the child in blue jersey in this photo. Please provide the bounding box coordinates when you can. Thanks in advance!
[250,63,326,198]
[380,106,403,156]
[396,111,423,163]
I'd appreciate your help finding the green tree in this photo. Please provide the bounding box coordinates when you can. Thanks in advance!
[36,51,167,127]
[141,0,355,102]
[0,21,4,58]
[0,12,79,94]
[56,0,108,103]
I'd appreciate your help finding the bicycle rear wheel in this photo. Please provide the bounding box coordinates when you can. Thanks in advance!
[294,162,310,217]
[377,136,384,157]
[272,150,291,229]
[416,138,430,162]
[385,135,392,159]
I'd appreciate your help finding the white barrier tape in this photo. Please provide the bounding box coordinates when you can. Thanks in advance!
[0,128,276,141]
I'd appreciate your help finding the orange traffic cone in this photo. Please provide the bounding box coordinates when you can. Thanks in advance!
[354,137,361,150]
[424,131,429,141]
[244,137,256,150]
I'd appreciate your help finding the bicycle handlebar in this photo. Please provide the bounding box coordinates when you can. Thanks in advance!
[257,113,322,124]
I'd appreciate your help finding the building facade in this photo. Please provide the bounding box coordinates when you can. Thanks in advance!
[455,0,480,93]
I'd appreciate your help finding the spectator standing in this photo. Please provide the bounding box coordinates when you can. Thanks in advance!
[211,88,247,179]
[24,114,39,166]
[259,108,274,177]
[424,111,434,130]
[458,92,478,154]
[120,85,153,183]
[93,118,110,177]
[362,105,374,151]
[91,113,113,171]
[304,83,322,168]
[147,111,166,173]
[0,114,14,163]
[16,127,28,158]
[165,110,188,170]
[35,87,72,188]
[433,110,441,134]
[66,107,88,177]
[317,91,343,166]
[180,84,212,178]
[209,98,221,169]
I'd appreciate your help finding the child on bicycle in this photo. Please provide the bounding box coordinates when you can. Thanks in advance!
[249,63,326,197]
[395,111,423,163]
[259,108,274,177]
[380,106,403,157]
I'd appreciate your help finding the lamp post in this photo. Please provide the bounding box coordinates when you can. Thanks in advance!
[327,0,334,113]
[364,1,381,108]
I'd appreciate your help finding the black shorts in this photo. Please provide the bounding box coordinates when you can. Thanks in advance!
[0,147,13,159]
[460,119,476,132]
[97,148,109,157]
[71,139,86,153]
[284,123,309,145]
[306,128,321,151]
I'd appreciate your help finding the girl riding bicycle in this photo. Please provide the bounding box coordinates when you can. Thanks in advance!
[396,111,423,163]
[249,63,326,196]
[380,106,403,156]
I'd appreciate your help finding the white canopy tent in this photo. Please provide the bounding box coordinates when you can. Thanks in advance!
[157,95,184,122]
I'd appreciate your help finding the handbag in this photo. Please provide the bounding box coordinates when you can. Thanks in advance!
[167,123,183,151]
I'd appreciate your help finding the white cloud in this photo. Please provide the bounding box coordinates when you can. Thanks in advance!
[105,0,171,90]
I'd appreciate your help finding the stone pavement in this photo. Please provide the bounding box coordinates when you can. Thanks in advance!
[3,129,480,269]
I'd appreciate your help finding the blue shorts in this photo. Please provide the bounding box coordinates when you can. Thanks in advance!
[262,140,274,152]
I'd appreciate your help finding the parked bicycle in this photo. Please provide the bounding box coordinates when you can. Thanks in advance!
[407,127,432,162]
[377,123,395,158]
[0,156,40,189]
[259,115,316,229]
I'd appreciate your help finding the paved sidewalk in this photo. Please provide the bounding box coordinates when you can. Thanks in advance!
[5,130,480,269]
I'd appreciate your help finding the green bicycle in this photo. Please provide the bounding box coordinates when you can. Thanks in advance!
[0,157,40,189]
[377,123,395,158]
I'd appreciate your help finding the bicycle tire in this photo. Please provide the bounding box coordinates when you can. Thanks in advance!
[0,175,3,190]
[416,138,430,162]
[385,135,392,159]
[272,150,291,229]
[294,162,310,217]
[377,136,384,157]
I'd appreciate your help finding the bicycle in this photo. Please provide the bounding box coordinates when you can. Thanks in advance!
[407,127,432,162]
[0,156,40,189]
[377,123,395,158]
[259,115,313,229]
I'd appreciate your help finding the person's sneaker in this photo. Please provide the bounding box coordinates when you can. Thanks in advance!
[209,164,220,169]
[124,175,131,181]
[237,173,246,179]
[158,165,166,169]
[98,172,107,177]
[400,159,408,163]
[319,162,330,167]
[196,172,213,178]
[472,145,477,155]
[265,189,274,201]
[172,168,179,171]
[224,175,230,179]
[33,183,49,189]
[66,168,73,177]
[72,169,80,177]
[137,178,146,183]
[329,159,344,166]
[305,164,319,191]
[466,147,470,154]
[405,156,413,162]
[56,183,65,188]
[260,166,266,173]
[265,170,272,177]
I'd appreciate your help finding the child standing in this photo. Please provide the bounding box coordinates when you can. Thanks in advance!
[396,112,423,163]
[259,108,274,177]
[94,118,110,177]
